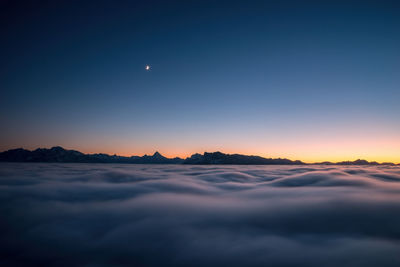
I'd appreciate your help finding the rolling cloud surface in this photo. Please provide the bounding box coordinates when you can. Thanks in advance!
[1,163,400,266]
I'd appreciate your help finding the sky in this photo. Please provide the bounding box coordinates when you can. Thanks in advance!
[1,0,399,163]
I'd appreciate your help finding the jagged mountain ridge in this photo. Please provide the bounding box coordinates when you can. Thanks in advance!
[183,152,304,165]
[0,146,397,165]
[0,146,183,164]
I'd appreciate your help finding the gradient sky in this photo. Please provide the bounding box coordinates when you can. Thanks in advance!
[1,0,399,163]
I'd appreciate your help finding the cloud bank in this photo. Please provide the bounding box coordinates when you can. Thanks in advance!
[1,163,400,266]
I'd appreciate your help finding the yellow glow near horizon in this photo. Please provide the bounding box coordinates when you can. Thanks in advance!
[1,144,398,164]
[1,131,399,164]
[67,141,400,164]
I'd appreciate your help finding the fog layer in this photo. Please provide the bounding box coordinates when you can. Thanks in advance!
[1,163,400,266]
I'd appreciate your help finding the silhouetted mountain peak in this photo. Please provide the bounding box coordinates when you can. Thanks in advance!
[51,146,66,151]
[152,151,164,158]
[0,147,183,164]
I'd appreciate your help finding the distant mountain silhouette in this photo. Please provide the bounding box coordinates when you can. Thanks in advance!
[0,147,397,165]
[183,152,304,165]
[0,147,183,164]
[316,159,397,166]
[318,159,379,165]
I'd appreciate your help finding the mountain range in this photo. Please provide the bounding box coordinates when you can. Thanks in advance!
[0,146,397,165]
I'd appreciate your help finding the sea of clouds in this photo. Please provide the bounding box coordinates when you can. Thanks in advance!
[1,163,400,266]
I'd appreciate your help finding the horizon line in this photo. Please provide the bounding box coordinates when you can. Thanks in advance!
[1,146,399,165]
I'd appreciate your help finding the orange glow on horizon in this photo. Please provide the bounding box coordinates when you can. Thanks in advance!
[72,142,400,164]
[1,132,399,164]
[0,144,398,164]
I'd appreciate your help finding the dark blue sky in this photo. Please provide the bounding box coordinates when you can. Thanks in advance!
[1,0,399,162]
